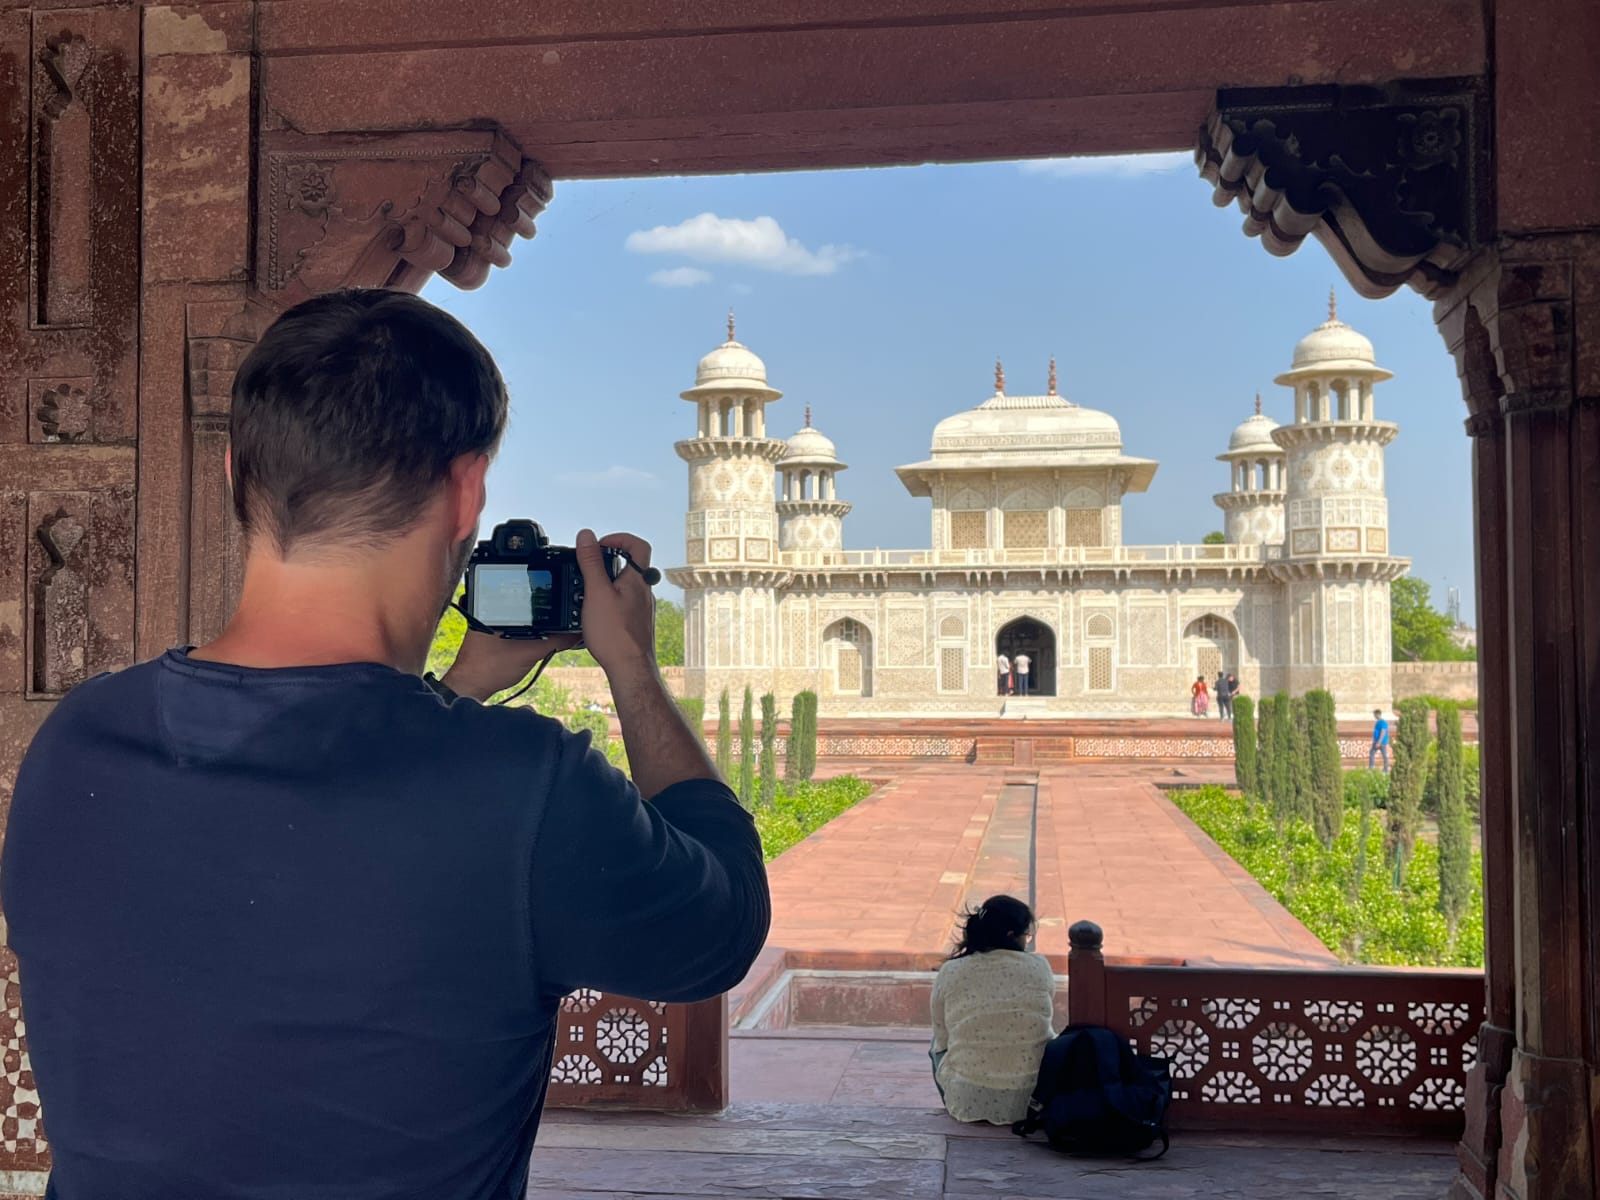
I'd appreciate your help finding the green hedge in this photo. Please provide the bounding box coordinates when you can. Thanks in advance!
[1172,784,1483,967]
[676,696,705,730]
[754,777,873,862]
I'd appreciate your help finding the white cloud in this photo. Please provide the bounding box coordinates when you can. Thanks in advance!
[626,213,860,276]
[555,465,660,488]
[648,266,713,288]
[1017,151,1193,179]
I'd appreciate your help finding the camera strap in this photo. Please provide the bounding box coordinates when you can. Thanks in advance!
[445,600,558,707]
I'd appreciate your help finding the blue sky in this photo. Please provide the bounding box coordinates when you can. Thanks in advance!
[423,153,1476,622]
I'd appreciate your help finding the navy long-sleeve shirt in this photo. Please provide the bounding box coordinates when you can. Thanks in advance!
[2,650,769,1199]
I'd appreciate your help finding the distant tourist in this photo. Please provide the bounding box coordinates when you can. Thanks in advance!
[1215,671,1232,720]
[1191,674,1210,717]
[1014,653,1032,696]
[1370,708,1391,771]
[996,652,1011,696]
[930,895,1056,1125]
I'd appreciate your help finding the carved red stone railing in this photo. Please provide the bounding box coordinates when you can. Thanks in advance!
[545,991,726,1112]
[1066,921,1483,1136]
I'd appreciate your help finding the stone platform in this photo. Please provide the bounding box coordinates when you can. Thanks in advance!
[529,1100,1456,1198]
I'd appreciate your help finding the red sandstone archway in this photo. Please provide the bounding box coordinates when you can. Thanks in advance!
[2,3,1596,1196]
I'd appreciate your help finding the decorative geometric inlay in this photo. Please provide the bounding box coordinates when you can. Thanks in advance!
[1003,510,1048,549]
[595,1008,652,1065]
[1201,1070,1262,1104]
[949,511,987,550]
[1252,1022,1314,1082]
[1149,1019,1210,1080]
[551,1054,604,1085]
[1366,527,1388,554]
[1303,999,1364,1034]
[939,646,965,692]
[1304,1073,1366,1107]
[1201,997,1261,1031]
[1408,1002,1471,1036]
[1087,646,1113,691]
[1064,508,1102,548]
[1326,527,1360,553]
[1354,1025,1416,1086]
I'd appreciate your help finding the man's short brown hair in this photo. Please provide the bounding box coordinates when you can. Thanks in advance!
[230,290,508,553]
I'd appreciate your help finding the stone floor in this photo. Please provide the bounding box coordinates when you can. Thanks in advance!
[528,1101,1457,1198]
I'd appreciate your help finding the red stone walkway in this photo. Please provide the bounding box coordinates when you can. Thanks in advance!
[764,761,1335,968]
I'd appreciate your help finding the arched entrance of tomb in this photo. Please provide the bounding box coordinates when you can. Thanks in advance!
[821,618,873,699]
[996,617,1056,697]
[1182,615,1239,687]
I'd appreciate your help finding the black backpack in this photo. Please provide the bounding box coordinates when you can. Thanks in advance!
[1011,1024,1172,1159]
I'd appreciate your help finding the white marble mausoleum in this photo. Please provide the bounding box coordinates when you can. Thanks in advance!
[665,299,1408,717]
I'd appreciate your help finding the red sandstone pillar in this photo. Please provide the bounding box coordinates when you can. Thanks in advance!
[1067,919,1106,1027]
[1436,290,1517,1200]
[1451,242,1600,1200]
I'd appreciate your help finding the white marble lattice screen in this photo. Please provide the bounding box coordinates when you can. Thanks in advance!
[949,511,987,549]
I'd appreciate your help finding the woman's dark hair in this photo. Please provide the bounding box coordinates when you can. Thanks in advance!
[230,288,509,554]
[947,894,1035,959]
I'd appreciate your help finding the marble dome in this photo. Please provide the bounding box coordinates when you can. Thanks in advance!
[782,420,841,467]
[1275,291,1394,383]
[681,311,782,398]
[1226,407,1282,454]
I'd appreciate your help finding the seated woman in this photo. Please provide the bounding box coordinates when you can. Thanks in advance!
[929,894,1056,1124]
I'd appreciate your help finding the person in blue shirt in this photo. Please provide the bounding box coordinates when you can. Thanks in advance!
[1370,709,1392,771]
[2,290,770,1200]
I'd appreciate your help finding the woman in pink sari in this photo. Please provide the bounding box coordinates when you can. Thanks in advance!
[1190,675,1210,717]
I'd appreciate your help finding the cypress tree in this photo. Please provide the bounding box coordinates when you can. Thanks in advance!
[715,689,732,779]
[738,686,756,809]
[1288,695,1314,825]
[1435,703,1472,933]
[1305,689,1343,846]
[759,692,779,809]
[1232,694,1258,803]
[1256,695,1275,813]
[1387,699,1430,880]
[1269,691,1295,827]
[796,690,819,783]
[785,693,803,785]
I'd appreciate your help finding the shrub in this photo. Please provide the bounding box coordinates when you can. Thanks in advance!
[738,686,756,809]
[1387,699,1431,879]
[1305,690,1343,846]
[565,709,608,742]
[755,776,873,861]
[759,693,779,809]
[1232,694,1258,801]
[1170,784,1483,968]
[676,696,705,731]
[1344,768,1391,810]
[716,690,732,779]
[1435,704,1474,933]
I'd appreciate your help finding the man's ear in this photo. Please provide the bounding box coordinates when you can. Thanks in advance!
[447,453,491,542]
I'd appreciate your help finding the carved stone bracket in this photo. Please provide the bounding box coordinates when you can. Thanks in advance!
[256,129,553,307]
[1197,79,1490,300]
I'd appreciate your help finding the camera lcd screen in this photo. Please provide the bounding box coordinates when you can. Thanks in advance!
[472,565,557,626]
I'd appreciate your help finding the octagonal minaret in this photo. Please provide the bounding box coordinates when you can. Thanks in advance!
[1268,290,1409,712]
[667,312,791,702]
[777,407,851,560]
[1214,394,1286,545]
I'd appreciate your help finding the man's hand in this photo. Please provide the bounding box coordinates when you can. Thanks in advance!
[577,529,656,680]
[441,628,580,703]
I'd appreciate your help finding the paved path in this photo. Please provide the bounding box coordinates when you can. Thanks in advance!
[765,761,1335,967]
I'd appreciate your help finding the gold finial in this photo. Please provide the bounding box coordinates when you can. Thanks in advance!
[1254,391,1262,416]
[995,358,1005,394]
[1047,356,1058,396]
[804,405,812,428]
[727,308,736,342]
[1328,286,1337,322]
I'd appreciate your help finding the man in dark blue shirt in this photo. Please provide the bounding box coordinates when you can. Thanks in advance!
[2,290,770,1199]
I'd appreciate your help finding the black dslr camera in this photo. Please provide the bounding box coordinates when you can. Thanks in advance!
[462,520,623,638]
